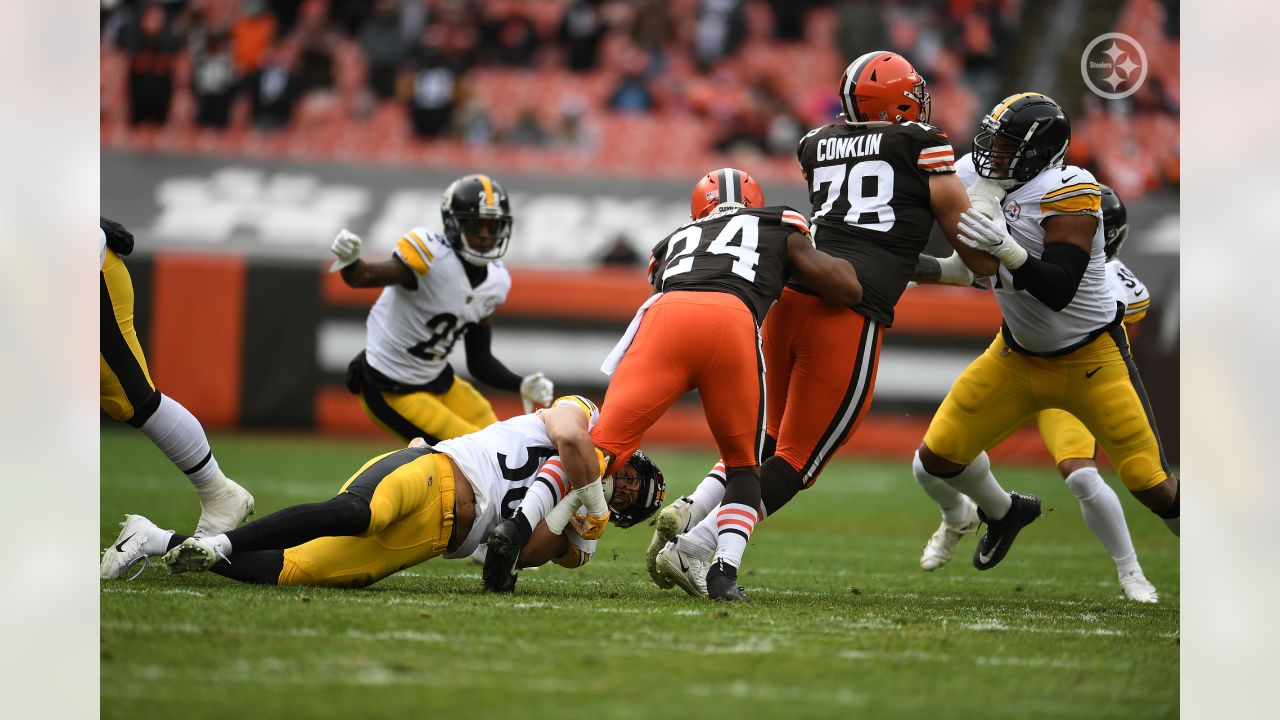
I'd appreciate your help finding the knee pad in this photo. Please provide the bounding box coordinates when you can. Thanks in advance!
[332,493,373,535]
[1064,467,1103,500]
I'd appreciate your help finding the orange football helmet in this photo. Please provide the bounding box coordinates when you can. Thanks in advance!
[690,168,765,220]
[837,51,930,124]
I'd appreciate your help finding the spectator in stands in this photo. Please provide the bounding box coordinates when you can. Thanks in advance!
[608,51,655,113]
[121,4,181,127]
[457,100,497,146]
[192,29,238,129]
[407,40,461,139]
[232,0,278,76]
[360,0,408,99]
[482,1,539,68]
[551,93,597,151]
[293,0,339,94]
[249,44,302,130]
[630,0,675,56]
[694,0,747,70]
[561,0,607,72]
[505,108,550,147]
[836,0,889,66]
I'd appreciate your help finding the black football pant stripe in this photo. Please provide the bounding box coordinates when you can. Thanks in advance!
[754,328,766,463]
[1107,325,1172,476]
[800,317,880,483]
[100,272,159,427]
[361,382,442,445]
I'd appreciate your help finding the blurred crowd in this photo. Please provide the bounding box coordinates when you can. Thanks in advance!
[101,0,1178,197]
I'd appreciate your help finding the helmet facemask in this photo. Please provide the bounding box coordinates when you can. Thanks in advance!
[973,112,1070,189]
[603,450,665,528]
[450,213,512,266]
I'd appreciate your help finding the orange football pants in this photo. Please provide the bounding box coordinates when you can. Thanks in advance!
[592,291,765,473]
[763,288,884,486]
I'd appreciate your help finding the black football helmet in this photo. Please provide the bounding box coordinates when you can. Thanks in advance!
[972,93,1071,188]
[441,174,513,266]
[1099,184,1129,261]
[605,449,666,529]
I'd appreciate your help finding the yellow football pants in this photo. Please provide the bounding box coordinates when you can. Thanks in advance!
[359,375,499,443]
[923,327,1171,491]
[280,450,456,587]
[100,249,157,423]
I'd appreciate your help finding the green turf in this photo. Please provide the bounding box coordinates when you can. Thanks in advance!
[100,428,1178,719]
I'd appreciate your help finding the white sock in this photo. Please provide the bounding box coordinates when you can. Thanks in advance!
[913,451,971,524]
[514,458,568,531]
[681,507,719,557]
[938,451,1012,520]
[713,503,758,569]
[686,462,727,527]
[206,533,232,557]
[142,527,175,557]
[1064,467,1141,573]
[138,394,223,487]
[1163,517,1179,536]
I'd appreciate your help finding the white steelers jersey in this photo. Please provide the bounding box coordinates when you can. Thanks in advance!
[956,154,1116,353]
[436,398,600,560]
[1107,258,1151,326]
[364,227,512,385]
[99,228,108,269]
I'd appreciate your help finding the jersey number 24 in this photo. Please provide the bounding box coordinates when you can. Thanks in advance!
[661,214,761,284]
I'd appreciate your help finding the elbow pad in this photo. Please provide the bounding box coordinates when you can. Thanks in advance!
[1008,242,1090,311]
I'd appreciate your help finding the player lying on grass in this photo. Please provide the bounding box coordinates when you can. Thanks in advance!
[101,396,664,588]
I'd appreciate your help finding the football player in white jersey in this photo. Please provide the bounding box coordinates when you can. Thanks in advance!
[100,396,666,587]
[910,93,1179,573]
[917,184,1162,601]
[328,174,554,446]
[100,218,255,538]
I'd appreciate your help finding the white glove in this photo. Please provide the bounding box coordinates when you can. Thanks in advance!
[407,437,428,449]
[957,208,1028,269]
[966,177,1007,220]
[935,252,980,288]
[520,372,554,413]
[545,493,584,535]
[328,228,362,272]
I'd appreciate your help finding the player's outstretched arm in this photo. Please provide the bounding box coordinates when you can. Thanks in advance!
[541,403,610,538]
[328,229,417,289]
[785,231,862,306]
[930,173,999,278]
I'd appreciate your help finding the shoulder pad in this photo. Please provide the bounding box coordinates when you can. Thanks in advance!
[1036,166,1102,215]
[393,227,451,275]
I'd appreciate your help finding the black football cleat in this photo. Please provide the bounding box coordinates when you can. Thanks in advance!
[972,492,1041,571]
[706,560,751,602]
[482,518,528,593]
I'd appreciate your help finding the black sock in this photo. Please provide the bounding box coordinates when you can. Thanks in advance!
[760,433,777,462]
[211,550,285,585]
[721,465,762,515]
[760,456,804,516]
[225,493,371,553]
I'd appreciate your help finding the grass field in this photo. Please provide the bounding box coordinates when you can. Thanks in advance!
[100,427,1179,719]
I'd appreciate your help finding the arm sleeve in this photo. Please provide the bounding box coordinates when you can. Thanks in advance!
[463,323,523,392]
[1007,242,1091,312]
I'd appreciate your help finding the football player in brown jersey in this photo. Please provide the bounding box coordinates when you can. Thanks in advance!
[587,168,860,600]
[650,52,997,598]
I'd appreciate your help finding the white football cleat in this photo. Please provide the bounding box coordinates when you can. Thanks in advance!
[101,514,161,580]
[194,476,255,538]
[654,538,710,598]
[920,497,980,571]
[164,537,222,574]
[645,497,695,588]
[1118,570,1159,603]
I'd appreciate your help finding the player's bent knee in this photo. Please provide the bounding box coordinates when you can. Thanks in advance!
[917,442,966,477]
[333,493,374,535]
[1057,458,1095,479]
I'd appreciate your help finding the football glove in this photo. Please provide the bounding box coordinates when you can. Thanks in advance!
[957,209,1028,269]
[329,228,362,272]
[574,478,610,540]
[520,372,554,413]
[100,217,136,256]
[966,177,1007,220]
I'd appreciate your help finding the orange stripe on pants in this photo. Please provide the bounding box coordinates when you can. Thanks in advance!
[592,291,763,473]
